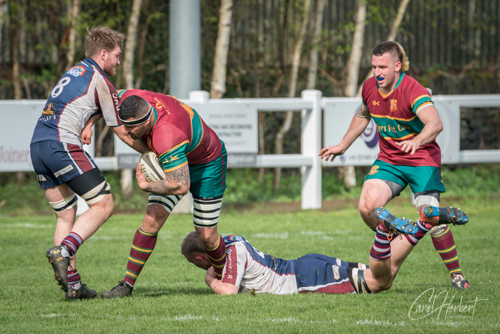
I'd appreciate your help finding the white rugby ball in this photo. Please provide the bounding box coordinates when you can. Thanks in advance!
[140,151,165,182]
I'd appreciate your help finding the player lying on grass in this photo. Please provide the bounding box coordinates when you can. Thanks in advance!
[182,207,468,295]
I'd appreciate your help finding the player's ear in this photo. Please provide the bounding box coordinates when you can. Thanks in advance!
[395,61,401,72]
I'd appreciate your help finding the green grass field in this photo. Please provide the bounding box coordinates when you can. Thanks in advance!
[0,196,499,333]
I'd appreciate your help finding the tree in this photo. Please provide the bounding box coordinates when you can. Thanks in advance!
[65,0,80,70]
[341,0,366,189]
[273,0,312,192]
[121,0,143,195]
[9,0,22,100]
[306,0,326,90]
[210,0,233,99]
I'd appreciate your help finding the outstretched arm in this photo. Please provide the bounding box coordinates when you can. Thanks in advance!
[394,106,443,155]
[205,267,239,295]
[136,163,190,195]
[319,103,371,162]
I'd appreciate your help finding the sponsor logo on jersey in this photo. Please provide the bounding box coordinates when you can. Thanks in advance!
[67,66,86,77]
[333,265,340,280]
[390,99,397,112]
[154,97,170,114]
[372,100,380,106]
[368,165,379,175]
[42,102,56,115]
[112,92,120,111]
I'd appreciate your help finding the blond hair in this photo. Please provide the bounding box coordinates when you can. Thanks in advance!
[84,26,125,58]
[373,41,410,72]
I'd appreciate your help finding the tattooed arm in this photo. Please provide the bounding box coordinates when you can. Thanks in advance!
[135,163,190,195]
[319,103,372,162]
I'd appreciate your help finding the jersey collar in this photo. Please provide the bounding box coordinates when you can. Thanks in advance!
[84,57,109,80]
[377,72,405,98]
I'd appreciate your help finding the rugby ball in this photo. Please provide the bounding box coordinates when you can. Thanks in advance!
[140,151,165,182]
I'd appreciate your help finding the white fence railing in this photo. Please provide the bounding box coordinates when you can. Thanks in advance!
[1,91,499,210]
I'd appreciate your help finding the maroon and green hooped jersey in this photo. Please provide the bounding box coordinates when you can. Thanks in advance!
[119,89,222,172]
[361,73,441,167]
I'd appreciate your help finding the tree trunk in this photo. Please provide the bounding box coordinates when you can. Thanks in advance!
[341,0,366,189]
[10,1,22,99]
[121,0,142,195]
[123,0,142,89]
[356,0,410,96]
[65,0,80,70]
[306,0,326,90]
[273,0,312,192]
[0,1,5,63]
[210,0,233,99]
[134,0,150,88]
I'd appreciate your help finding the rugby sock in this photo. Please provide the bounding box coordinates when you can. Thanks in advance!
[67,269,81,289]
[205,235,226,279]
[123,228,157,288]
[405,220,432,245]
[370,224,392,260]
[430,226,463,276]
[61,232,83,257]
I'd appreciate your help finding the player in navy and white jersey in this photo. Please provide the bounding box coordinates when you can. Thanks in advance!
[30,26,148,300]
[182,213,456,296]
[182,232,376,295]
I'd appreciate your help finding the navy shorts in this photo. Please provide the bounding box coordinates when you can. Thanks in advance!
[30,140,101,189]
[293,254,356,294]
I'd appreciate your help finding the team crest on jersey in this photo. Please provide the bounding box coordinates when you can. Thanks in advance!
[368,165,379,175]
[390,99,397,112]
[67,66,86,77]
[42,102,56,115]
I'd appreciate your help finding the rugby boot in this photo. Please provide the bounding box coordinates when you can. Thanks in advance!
[66,284,97,300]
[101,281,133,299]
[46,245,70,292]
[420,206,469,226]
[375,207,418,235]
[451,273,471,289]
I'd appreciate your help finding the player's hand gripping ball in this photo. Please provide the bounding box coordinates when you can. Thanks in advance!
[140,151,165,182]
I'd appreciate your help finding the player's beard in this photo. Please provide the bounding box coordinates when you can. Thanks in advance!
[103,62,117,77]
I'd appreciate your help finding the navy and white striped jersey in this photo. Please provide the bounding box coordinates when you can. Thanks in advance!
[221,235,357,295]
[222,235,298,294]
[31,58,121,147]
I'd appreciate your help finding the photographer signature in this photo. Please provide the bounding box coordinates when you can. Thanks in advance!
[408,288,488,320]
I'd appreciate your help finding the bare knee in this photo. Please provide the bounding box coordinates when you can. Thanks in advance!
[88,194,115,220]
[54,206,77,224]
[358,200,378,229]
[359,201,375,220]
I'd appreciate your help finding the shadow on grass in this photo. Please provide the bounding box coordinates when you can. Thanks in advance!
[137,286,212,298]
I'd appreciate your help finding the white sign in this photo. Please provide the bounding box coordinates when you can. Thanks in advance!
[323,98,379,166]
[190,103,258,154]
[0,100,45,172]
